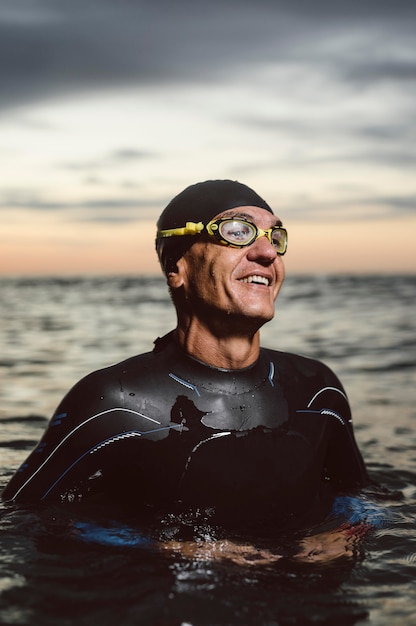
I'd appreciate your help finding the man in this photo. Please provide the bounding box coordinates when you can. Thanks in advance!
[2,180,372,561]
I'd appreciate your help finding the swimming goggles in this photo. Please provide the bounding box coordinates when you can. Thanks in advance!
[157,218,288,255]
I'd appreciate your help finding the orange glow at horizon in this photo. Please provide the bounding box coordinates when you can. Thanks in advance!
[1,215,415,277]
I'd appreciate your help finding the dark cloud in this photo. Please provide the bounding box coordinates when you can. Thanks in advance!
[295,149,416,170]
[370,195,416,213]
[232,147,416,177]
[341,59,416,87]
[360,123,415,142]
[1,0,415,112]
[62,148,155,171]
[238,116,416,141]
[284,193,416,222]
[232,112,416,172]
[112,149,151,161]
[2,183,414,224]
[0,188,164,221]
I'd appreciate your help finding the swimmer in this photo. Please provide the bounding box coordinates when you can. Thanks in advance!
[2,180,376,563]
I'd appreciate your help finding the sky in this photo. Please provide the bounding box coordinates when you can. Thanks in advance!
[1,0,415,276]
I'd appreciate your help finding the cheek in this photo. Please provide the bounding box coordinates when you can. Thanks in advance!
[185,242,247,299]
[274,258,285,291]
[185,246,218,294]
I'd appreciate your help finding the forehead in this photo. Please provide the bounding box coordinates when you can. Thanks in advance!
[213,205,283,227]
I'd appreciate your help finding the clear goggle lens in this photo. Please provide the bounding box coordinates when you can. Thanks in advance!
[208,218,287,255]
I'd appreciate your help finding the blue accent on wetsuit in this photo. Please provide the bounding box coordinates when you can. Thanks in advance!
[73,521,151,547]
[331,495,391,529]
[2,332,370,528]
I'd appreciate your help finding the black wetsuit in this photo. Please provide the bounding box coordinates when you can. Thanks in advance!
[2,333,369,527]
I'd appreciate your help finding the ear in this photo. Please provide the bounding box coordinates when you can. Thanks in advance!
[167,255,187,290]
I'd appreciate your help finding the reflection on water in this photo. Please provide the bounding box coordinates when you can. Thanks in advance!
[1,274,416,624]
[0,500,378,625]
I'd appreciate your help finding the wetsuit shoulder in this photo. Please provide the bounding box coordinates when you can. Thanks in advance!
[262,346,341,378]
[52,349,162,419]
[1,350,160,503]
[261,347,348,404]
[261,347,369,490]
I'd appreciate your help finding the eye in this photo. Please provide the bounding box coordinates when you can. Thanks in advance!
[271,228,287,252]
[220,220,256,243]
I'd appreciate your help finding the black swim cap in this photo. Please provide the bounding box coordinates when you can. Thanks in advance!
[156,179,274,274]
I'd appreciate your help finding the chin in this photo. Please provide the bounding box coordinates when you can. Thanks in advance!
[240,299,275,322]
[235,307,274,328]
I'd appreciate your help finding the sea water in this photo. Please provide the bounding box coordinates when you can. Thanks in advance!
[0,274,415,625]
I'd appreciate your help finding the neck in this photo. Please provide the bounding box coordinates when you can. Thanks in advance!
[174,319,261,370]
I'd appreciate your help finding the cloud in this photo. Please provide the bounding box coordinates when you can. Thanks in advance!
[1,0,415,113]
[2,180,414,226]
[372,195,416,214]
[62,148,156,172]
[344,60,416,86]
[0,188,164,222]
[283,193,416,223]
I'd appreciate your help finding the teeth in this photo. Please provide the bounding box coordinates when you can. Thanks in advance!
[239,275,269,286]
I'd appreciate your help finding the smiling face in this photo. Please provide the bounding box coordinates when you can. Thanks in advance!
[168,206,286,336]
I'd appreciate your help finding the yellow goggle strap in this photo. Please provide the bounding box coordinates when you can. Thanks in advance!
[157,221,204,238]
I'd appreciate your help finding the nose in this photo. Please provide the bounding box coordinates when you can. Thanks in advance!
[246,232,278,264]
